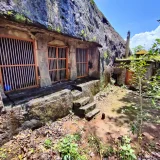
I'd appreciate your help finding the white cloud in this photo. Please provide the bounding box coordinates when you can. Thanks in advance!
[130,25,160,50]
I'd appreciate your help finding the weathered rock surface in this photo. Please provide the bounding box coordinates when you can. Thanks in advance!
[21,119,42,130]
[27,89,73,122]
[0,0,126,68]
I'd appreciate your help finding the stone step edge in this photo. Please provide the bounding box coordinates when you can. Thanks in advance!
[73,97,90,108]
[72,91,83,100]
[85,108,100,120]
[79,102,96,114]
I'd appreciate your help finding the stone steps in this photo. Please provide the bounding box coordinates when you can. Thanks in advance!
[73,97,90,109]
[72,93,100,120]
[72,90,83,100]
[85,108,100,120]
[79,102,96,115]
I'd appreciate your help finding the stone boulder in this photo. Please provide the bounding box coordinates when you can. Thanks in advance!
[21,119,42,130]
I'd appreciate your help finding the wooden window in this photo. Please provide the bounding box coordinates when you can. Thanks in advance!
[76,48,88,78]
[0,35,38,92]
[48,46,68,82]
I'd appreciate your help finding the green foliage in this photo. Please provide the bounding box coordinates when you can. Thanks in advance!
[48,25,52,31]
[148,69,160,96]
[43,139,52,149]
[144,38,160,62]
[56,26,61,33]
[90,0,95,5]
[14,13,26,22]
[130,122,138,135]
[90,36,97,42]
[132,45,144,54]
[104,51,108,59]
[73,132,82,141]
[0,148,7,159]
[88,134,104,157]
[56,135,87,160]
[7,11,13,15]
[119,136,137,160]
[147,38,160,56]
[81,30,87,38]
[103,146,115,157]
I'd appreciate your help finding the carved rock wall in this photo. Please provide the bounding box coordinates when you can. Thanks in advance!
[0,0,126,74]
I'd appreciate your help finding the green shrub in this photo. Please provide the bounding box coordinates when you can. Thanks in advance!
[44,139,52,149]
[14,13,26,22]
[88,135,104,158]
[56,135,87,160]
[119,136,136,160]
[56,26,61,33]
[0,148,7,160]
[73,132,82,141]
[81,30,87,38]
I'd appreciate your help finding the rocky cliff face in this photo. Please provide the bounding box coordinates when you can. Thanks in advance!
[0,0,126,72]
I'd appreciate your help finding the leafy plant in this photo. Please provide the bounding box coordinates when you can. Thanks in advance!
[104,51,108,59]
[88,134,104,159]
[48,25,53,31]
[119,136,136,160]
[7,11,13,15]
[90,36,97,42]
[90,0,95,5]
[44,139,52,149]
[14,13,26,22]
[132,45,145,54]
[56,26,61,33]
[73,132,82,141]
[81,30,87,38]
[55,135,87,160]
[103,146,115,157]
[148,69,160,96]
[121,56,148,142]
[0,148,7,159]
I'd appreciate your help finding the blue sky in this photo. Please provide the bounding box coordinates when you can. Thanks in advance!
[94,0,160,49]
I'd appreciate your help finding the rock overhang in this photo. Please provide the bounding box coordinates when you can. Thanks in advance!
[0,0,126,64]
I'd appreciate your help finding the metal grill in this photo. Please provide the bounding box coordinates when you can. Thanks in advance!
[0,36,38,92]
[76,48,88,78]
[48,46,68,82]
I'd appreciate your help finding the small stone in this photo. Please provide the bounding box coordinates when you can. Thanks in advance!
[101,113,105,119]
[21,119,42,130]
[0,129,5,134]
[151,152,160,158]
[142,132,154,140]
[90,152,95,157]
[1,108,7,114]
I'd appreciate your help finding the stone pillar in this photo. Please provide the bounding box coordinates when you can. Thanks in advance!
[89,47,100,78]
[36,35,52,87]
[69,45,77,80]
[117,68,126,85]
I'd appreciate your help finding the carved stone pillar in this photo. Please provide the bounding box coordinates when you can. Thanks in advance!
[36,34,52,87]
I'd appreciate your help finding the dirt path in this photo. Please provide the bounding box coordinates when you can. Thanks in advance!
[64,86,134,142]
[63,85,160,159]
[1,86,160,160]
